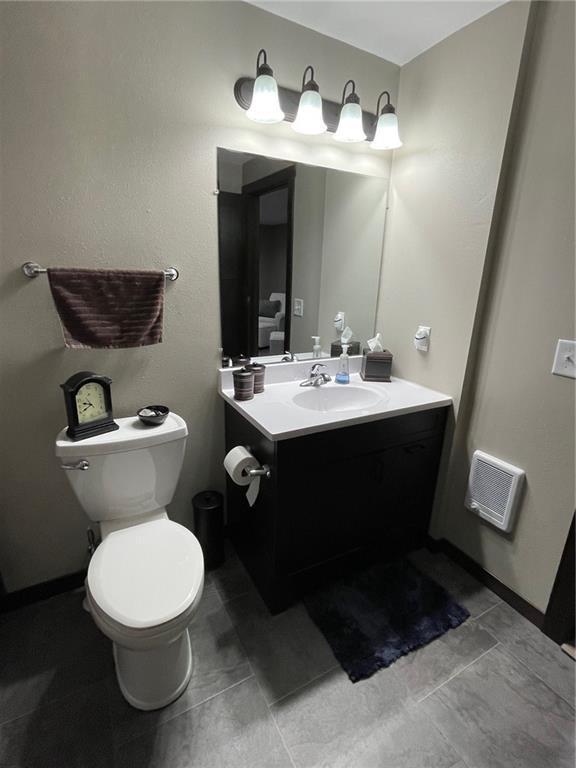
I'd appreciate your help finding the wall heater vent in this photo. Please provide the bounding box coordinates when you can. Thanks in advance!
[465,450,525,532]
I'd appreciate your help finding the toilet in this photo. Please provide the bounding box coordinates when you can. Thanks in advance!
[55,412,204,711]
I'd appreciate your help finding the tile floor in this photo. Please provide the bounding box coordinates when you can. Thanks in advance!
[0,548,574,768]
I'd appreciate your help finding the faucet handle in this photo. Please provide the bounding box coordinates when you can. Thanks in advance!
[310,363,326,375]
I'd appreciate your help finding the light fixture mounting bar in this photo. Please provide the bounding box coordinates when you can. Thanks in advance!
[234,77,378,141]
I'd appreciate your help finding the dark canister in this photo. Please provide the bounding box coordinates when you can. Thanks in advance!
[233,368,254,401]
[330,340,361,357]
[192,490,224,570]
[244,362,266,393]
[232,354,251,367]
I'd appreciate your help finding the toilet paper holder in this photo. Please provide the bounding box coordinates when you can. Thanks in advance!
[244,465,271,480]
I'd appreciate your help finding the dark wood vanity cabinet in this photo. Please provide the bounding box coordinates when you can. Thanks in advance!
[225,404,448,613]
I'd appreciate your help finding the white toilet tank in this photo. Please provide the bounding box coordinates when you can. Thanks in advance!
[55,413,188,522]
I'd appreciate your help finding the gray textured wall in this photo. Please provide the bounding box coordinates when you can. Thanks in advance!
[438,1,575,612]
[0,1,397,591]
[376,2,529,414]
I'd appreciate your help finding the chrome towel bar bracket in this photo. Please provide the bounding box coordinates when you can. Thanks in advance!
[21,262,179,281]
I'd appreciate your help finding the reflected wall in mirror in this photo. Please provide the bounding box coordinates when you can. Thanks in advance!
[217,148,387,360]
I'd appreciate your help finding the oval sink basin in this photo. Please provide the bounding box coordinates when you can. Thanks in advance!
[292,386,386,413]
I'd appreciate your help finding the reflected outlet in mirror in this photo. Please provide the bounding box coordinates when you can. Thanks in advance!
[217,148,387,362]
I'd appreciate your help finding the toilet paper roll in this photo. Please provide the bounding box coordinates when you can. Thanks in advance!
[245,476,260,507]
[224,446,261,507]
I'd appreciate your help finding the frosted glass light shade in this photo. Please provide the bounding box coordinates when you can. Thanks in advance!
[370,112,402,150]
[246,74,285,124]
[292,90,327,135]
[333,102,366,143]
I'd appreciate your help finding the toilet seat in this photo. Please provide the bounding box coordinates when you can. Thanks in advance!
[87,580,203,649]
[87,518,204,630]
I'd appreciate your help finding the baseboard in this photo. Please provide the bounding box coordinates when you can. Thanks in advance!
[0,540,549,634]
[0,570,86,613]
[428,537,545,630]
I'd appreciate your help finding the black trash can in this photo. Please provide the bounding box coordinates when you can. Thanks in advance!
[192,490,224,570]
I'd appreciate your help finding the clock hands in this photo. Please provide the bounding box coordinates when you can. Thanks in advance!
[80,401,94,413]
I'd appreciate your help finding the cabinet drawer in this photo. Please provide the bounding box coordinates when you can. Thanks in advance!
[279,407,447,465]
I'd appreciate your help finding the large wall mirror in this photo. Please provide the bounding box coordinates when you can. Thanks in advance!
[217,148,387,361]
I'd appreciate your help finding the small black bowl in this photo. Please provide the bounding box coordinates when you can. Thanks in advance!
[137,404,169,426]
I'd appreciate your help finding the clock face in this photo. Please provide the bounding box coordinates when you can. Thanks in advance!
[75,382,107,424]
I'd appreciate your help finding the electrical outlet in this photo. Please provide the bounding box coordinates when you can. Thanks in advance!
[414,325,431,352]
[551,339,576,378]
[293,298,304,317]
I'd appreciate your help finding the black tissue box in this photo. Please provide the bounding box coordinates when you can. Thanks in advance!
[360,349,393,382]
[330,340,361,357]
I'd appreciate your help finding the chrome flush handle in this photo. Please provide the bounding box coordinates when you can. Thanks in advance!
[61,459,90,471]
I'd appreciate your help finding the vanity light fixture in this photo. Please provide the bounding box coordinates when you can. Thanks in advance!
[333,80,367,143]
[370,91,402,150]
[246,49,285,124]
[235,52,397,148]
[292,66,327,135]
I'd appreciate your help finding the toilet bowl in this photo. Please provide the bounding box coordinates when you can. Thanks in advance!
[87,515,204,709]
[55,413,205,710]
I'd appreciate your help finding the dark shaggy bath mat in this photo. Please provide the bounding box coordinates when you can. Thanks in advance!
[304,558,470,682]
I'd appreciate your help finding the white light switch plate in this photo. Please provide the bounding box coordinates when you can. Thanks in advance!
[551,339,576,378]
[293,298,304,317]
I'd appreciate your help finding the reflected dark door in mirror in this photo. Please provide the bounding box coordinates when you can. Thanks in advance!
[218,191,250,357]
[244,192,260,357]
[242,166,295,358]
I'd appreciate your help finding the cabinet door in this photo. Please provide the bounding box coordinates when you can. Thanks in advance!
[355,447,401,551]
[284,435,443,572]
[284,454,363,574]
[395,436,443,538]
[356,436,442,553]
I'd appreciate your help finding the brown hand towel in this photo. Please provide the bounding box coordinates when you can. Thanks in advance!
[47,268,165,349]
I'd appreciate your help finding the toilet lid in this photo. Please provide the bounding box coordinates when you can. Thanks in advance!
[87,519,204,629]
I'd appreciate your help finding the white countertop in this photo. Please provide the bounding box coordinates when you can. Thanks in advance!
[218,357,452,441]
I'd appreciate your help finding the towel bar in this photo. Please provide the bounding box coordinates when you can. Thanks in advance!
[21,262,179,281]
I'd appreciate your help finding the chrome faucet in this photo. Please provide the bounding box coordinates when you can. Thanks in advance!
[300,363,332,387]
[281,350,298,362]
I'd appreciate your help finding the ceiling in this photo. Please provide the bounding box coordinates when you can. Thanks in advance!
[247,1,508,65]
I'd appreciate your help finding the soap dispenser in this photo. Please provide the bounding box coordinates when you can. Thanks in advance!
[335,344,350,384]
[311,336,321,359]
